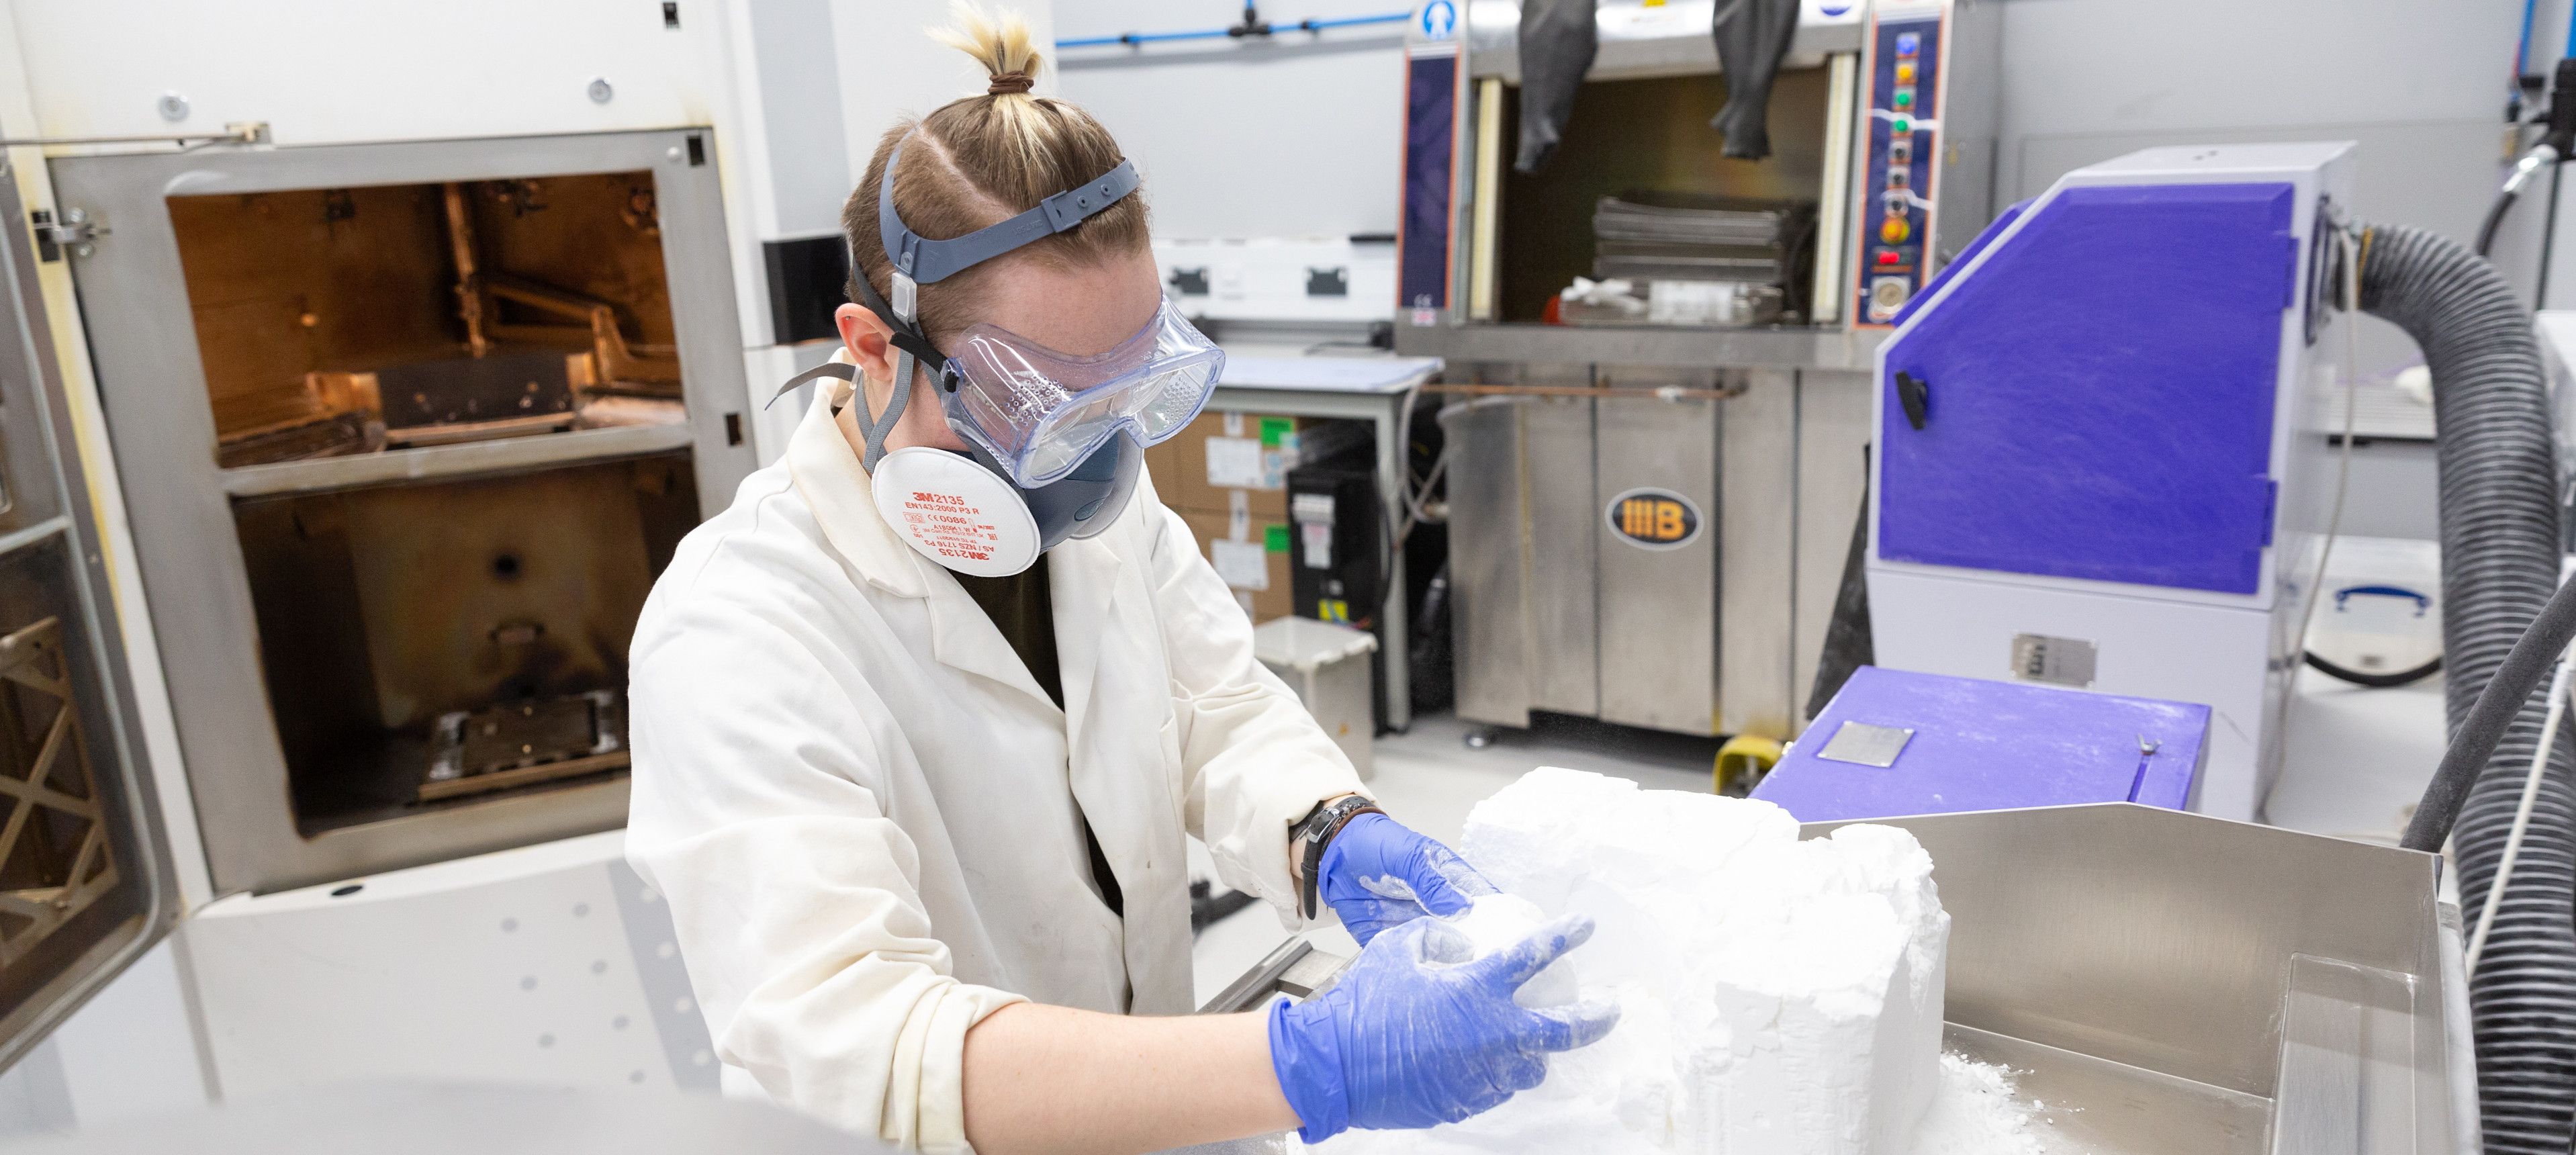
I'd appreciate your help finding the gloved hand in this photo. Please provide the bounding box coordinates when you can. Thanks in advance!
[1319,812,1500,945]
[1268,913,1619,1140]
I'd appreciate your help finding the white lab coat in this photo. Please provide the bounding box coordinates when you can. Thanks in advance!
[625,384,1365,1152]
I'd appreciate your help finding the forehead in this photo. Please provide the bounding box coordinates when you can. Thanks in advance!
[962,248,1162,357]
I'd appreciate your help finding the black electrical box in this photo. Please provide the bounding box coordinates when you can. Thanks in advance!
[1287,448,1387,730]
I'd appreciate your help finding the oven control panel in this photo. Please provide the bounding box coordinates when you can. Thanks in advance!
[1854,5,1945,326]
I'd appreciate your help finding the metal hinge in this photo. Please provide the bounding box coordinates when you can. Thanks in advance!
[29,207,104,262]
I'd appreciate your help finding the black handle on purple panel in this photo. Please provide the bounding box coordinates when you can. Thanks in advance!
[1895,371,1929,430]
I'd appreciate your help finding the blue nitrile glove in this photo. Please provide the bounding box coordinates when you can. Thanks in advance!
[1267,912,1618,1140]
[1319,812,1500,945]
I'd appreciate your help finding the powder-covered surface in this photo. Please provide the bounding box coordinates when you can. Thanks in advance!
[1305,768,1951,1155]
[1448,894,1578,1009]
[1908,1054,2055,1155]
[1281,1051,2063,1155]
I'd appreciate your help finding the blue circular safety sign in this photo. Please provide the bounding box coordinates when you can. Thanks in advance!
[1419,1,1457,40]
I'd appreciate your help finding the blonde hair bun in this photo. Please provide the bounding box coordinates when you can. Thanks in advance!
[931,2,1045,96]
[843,1,1144,344]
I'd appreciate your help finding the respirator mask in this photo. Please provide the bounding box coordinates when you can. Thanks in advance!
[772,134,1224,577]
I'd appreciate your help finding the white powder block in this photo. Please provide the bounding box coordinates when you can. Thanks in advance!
[1446,894,1578,1009]
[1310,768,1949,1155]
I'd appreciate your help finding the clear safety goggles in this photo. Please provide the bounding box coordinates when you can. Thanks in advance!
[940,296,1224,488]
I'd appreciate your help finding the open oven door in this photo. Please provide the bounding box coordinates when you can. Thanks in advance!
[0,158,179,1071]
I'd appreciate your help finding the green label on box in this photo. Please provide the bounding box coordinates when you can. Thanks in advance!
[1264,524,1291,552]
[1259,417,1293,448]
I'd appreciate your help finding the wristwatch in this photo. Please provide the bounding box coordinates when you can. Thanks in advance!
[1291,794,1384,920]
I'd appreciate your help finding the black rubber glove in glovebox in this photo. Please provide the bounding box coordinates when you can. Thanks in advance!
[1710,0,1802,159]
[1514,0,1598,173]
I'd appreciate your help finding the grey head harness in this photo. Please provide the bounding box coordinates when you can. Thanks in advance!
[770,133,1142,469]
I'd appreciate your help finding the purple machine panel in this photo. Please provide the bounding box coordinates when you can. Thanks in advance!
[1751,665,2209,822]
[1876,182,2298,594]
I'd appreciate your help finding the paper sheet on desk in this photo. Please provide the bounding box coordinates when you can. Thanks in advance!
[1218,355,1440,392]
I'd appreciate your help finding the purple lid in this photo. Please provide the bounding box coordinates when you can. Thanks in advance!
[1751,666,2209,822]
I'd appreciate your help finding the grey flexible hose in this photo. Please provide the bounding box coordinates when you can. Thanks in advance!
[2367,221,2576,1154]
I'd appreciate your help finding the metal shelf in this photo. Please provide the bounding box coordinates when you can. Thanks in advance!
[1394,322,1887,373]
[219,422,697,499]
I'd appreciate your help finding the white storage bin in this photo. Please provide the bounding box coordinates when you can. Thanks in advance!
[1252,618,1379,780]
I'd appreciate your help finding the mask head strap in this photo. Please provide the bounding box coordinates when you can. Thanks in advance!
[876,134,1142,291]
[834,134,1141,470]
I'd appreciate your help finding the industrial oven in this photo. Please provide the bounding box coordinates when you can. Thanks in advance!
[51,130,755,897]
[0,152,173,1074]
[1397,0,2000,743]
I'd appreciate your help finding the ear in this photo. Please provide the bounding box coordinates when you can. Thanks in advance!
[835,302,899,385]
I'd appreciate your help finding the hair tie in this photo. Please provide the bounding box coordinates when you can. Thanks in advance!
[987,71,1034,95]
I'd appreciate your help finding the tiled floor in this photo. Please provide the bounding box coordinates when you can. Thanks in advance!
[1189,668,2450,1007]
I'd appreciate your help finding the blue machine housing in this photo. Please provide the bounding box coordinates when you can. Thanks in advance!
[1861,143,2354,822]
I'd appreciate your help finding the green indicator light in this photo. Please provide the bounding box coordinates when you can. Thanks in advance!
[1891,116,1913,134]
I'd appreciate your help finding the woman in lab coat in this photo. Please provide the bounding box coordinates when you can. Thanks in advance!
[623,7,1616,1154]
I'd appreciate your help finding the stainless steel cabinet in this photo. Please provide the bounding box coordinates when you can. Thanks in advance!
[1443,369,1870,741]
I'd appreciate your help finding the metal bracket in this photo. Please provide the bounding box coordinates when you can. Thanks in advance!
[28,207,104,261]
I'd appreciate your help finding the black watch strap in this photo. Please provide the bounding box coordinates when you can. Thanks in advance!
[1293,795,1383,921]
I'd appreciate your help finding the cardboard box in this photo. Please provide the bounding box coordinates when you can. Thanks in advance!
[1143,435,1187,507]
[1180,509,1293,622]
[1168,411,1371,518]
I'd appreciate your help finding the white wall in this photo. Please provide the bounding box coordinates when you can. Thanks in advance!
[838,0,1062,177]
[1990,0,2528,389]
[1051,0,1408,240]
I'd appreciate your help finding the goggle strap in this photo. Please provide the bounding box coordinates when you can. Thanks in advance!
[849,259,946,367]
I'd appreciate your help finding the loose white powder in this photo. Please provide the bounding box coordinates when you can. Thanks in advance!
[1305,768,1954,1155]
[1908,1054,2054,1155]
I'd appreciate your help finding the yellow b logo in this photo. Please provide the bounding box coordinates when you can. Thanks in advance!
[1608,489,1701,549]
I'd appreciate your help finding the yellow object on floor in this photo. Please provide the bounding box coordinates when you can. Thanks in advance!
[1714,734,1784,796]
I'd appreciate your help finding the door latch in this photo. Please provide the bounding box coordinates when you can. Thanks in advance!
[1894,371,1929,430]
[29,207,105,261]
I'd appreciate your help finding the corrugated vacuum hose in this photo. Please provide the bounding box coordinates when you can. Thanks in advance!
[2371,220,2576,1154]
